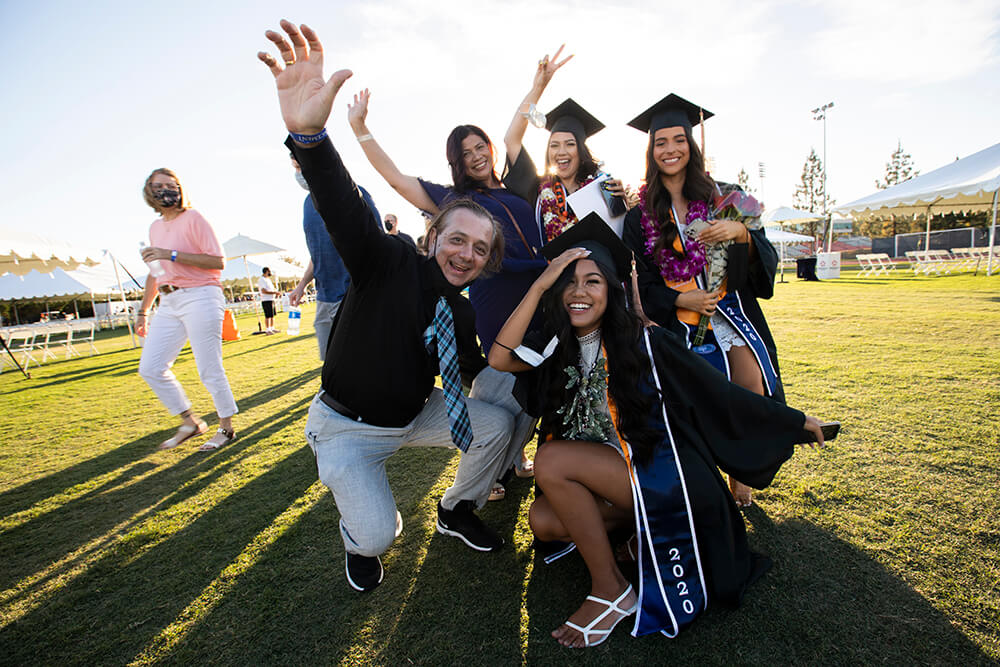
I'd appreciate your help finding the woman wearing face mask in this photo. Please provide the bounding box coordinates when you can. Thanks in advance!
[489,216,825,647]
[503,48,629,241]
[136,168,238,451]
[622,95,783,508]
[348,90,544,485]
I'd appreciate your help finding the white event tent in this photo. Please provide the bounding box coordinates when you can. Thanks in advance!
[1,229,104,277]
[834,142,1000,275]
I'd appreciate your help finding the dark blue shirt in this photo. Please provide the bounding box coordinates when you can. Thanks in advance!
[303,186,380,303]
[419,179,546,353]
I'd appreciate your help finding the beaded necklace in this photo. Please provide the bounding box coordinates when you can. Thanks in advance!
[538,174,596,242]
[637,184,710,283]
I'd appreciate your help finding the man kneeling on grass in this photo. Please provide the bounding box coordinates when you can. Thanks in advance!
[259,20,520,592]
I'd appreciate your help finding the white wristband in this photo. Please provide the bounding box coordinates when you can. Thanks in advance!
[356,133,373,143]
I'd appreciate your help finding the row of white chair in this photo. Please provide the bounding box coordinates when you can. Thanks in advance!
[855,253,898,277]
[903,247,999,275]
[1,321,97,372]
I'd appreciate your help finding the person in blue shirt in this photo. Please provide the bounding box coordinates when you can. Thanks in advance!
[288,153,381,360]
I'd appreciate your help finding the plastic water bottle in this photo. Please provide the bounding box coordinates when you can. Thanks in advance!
[139,241,166,278]
[287,306,301,335]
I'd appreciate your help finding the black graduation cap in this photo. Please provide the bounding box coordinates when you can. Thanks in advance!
[542,213,631,283]
[627,93,713,134]
[546,98,605,140]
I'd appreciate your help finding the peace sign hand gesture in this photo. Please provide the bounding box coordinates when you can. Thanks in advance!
[257,20,353,136]
[532,44,574,92]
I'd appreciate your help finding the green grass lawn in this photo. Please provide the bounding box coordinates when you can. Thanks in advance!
[1,271,998,665]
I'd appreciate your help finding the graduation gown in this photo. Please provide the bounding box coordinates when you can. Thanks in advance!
[622,205,786,404]
[514,325,805,636]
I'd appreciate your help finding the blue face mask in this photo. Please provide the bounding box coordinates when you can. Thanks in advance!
[295,171,309,191]
[154,189,181,208]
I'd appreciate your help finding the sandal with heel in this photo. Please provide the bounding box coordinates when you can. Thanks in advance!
[561,584,637,648]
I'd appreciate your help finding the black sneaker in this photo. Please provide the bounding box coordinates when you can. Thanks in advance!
[436,499,503,552]
[345,552,383,592]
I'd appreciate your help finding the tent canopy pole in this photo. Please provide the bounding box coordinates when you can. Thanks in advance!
[988,190,998,277]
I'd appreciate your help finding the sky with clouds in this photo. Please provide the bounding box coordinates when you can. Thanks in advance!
[1,0,997,272]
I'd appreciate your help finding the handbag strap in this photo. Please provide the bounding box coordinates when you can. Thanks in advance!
[480,190,536,258]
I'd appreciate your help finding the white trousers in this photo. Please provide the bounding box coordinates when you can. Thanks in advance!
[138,285,238,418]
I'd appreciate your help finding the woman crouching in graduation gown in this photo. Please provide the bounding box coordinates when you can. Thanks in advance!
[502,47,629,241]
[488,216,825,648]
[622,94,783,508]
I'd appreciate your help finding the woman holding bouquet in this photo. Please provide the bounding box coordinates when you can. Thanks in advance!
[621,95,782,507]
[489,216,825,647]
[502,48,629,242]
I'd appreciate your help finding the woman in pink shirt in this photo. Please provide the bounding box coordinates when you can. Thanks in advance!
[136,168,238,451]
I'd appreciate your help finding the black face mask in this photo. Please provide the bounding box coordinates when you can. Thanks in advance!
[154,189,181,208]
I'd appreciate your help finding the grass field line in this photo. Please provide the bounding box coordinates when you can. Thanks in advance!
[127,481,329,665]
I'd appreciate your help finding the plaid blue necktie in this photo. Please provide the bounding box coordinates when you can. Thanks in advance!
[424,297,474,452]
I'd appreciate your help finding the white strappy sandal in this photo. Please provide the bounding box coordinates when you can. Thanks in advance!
[562,584,637,648]
[158,419,208,450]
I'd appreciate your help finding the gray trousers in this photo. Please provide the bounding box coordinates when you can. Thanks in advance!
[313,299,341,361]
[305,366,525,557]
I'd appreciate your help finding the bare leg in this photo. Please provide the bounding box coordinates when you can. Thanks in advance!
[533,440,638,648]
[726,344,765,507]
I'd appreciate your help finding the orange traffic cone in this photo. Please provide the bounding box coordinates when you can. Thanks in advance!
[222,309,241,341]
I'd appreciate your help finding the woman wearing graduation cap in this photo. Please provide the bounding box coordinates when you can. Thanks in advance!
[621,94,784,508]
[502,48,629,242]
[489,215,825,647]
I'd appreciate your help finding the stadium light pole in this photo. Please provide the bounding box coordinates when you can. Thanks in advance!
[812,102,834,252]
[758,162,766,205]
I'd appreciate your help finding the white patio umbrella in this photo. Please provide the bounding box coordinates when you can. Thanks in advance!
[764,227,814,283]
[222,234,285,334]
[762,206,823,226]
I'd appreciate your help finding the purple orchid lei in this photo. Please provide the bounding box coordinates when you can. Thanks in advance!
[638,184,709,283]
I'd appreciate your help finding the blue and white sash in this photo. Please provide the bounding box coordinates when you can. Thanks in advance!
[623,329,708,637]
[680,291,778,397]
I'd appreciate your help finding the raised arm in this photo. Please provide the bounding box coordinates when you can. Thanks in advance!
[503,45,573,163]
[489,246,590,372]
[258,20,394,282]
[347,89,437,212]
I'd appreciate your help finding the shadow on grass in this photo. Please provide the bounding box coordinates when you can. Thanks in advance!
[0,371,317,599]
[508,510,994,664]
[0,443,455,664]
[0,367,321,546]
[0,390,316,596]
[224,335,310,361]
[1,353,140,393]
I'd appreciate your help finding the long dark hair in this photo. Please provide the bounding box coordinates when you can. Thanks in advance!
[446,125,500,193]
[543,131,600,186]
[644,126,716,259]
[537,259,661,465]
